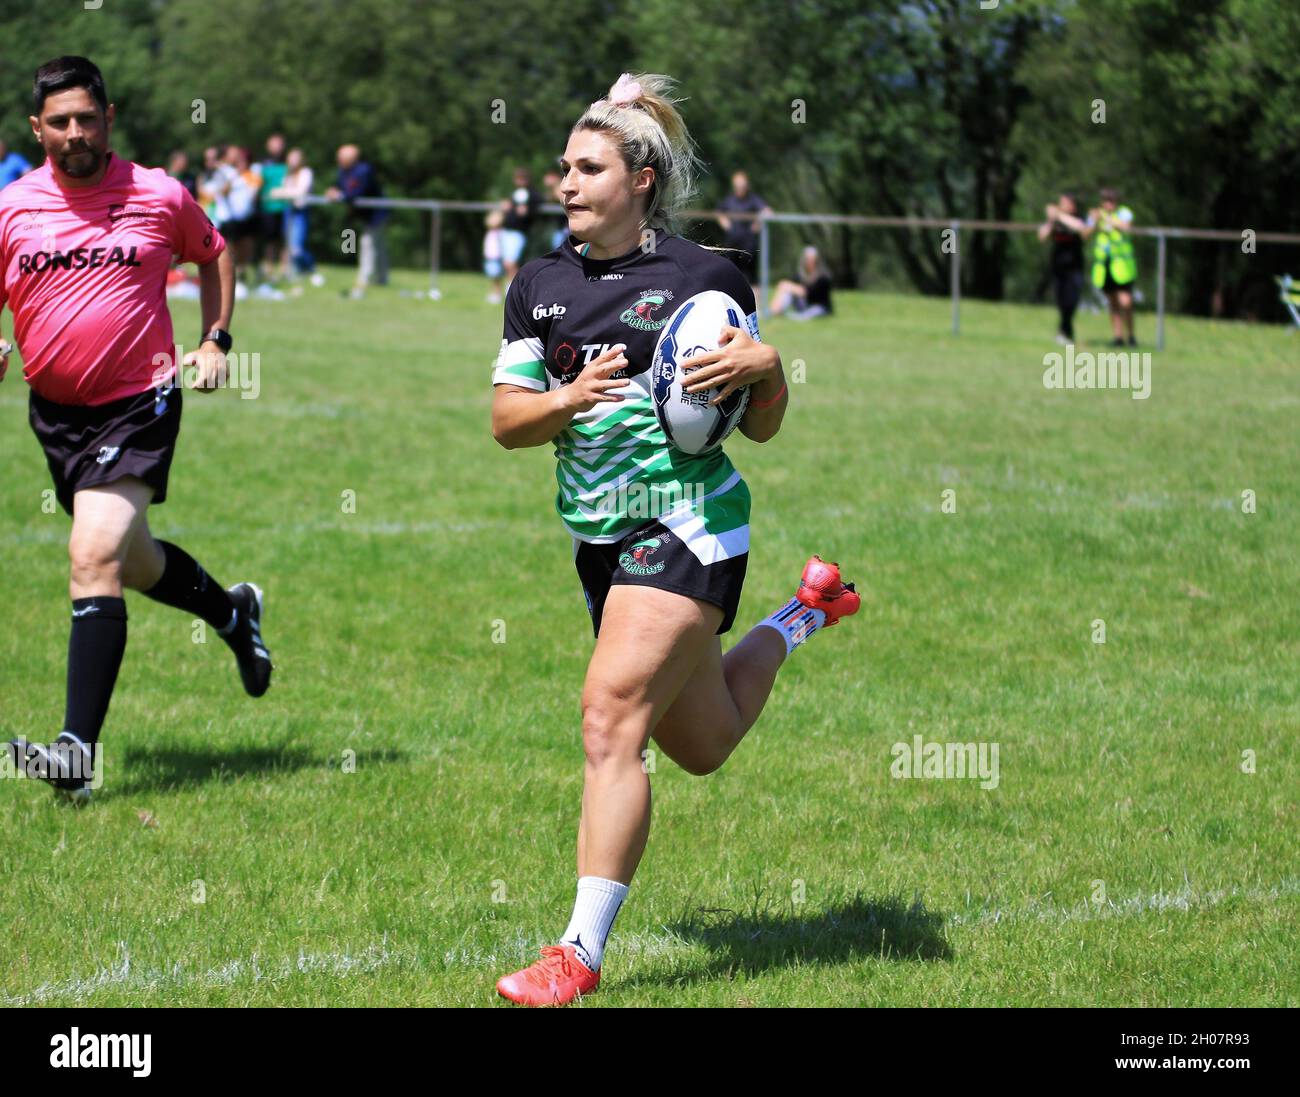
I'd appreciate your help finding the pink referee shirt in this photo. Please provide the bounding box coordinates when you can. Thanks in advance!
[0,153,225,406]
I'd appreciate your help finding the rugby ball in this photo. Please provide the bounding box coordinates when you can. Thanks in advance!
[651,291,752,454]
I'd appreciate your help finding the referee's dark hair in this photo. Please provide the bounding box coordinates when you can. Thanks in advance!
[33,56,108,114]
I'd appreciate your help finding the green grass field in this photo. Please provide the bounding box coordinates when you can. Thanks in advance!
[2,267,1297,1006]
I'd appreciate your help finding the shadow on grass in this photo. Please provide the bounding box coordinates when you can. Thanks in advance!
[621,892,952,990]
[107,745,406,797]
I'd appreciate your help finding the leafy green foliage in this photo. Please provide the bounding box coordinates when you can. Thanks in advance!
[0,0,1294,312]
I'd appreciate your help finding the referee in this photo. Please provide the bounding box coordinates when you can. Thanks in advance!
[0,57,273,804]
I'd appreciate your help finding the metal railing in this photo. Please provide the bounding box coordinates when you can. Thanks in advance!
[308,196,1300,347]
[747,211,1300,349]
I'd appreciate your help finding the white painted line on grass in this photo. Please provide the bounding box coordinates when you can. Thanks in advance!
[2,939,407,1006]
[6,877,1296,1004]
[948,876,1300,928]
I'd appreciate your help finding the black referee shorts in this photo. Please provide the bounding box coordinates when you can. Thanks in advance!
[574,519,748,637]
[28,382,182,515]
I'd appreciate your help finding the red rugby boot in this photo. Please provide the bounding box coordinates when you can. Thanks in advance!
[795,555,861,626]
[496,944,600,1006]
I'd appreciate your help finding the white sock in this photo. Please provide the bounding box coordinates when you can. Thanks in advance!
[756,597,826,655]
[560,876,628,972]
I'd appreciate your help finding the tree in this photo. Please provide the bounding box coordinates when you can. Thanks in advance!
[1012,0,1300,317]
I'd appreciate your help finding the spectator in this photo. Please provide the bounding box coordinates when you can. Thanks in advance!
[165,150,197,199]
[768,245,833,320]
[484,206,506,304]
[269,146,319,282]
[542,168,567,251]
[0,139,34,189]
[197,145,225,220]
[164,151,201,300]
[209,145,261,286]
[1087,186,1138,346]
[256,134,289,281]
[198,146,234,226]
[326,144,388,297]
[1038,191,1087,344]
[501,166,537,286]
[716,170,772,293]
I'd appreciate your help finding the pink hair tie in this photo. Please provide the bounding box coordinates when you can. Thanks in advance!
[608,73,643,106]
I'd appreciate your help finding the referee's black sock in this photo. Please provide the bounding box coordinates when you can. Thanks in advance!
[141,540,237,634]
[64,596,128,749]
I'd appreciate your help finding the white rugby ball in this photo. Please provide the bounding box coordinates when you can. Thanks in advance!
[651,291,752,454]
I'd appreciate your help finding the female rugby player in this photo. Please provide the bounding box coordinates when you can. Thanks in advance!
[489,73,860,1006]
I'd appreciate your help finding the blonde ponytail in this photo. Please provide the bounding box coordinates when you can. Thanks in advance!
[573,72,701,235]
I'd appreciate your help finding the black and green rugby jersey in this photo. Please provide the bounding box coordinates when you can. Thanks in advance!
[492,227,759,560]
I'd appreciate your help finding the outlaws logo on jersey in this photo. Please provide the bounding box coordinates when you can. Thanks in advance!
[619,289,674,331]
[619,536,666,575]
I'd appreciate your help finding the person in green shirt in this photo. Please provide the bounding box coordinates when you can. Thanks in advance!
[255,133,288,281]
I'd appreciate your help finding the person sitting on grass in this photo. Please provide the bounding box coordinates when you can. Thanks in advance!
[768,245,833,320]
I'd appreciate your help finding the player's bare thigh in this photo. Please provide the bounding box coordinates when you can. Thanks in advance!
[68,476,158,595]
[647,635,746,775]
[580,585,723,762]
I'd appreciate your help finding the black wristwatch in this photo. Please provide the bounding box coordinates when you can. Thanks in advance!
[200,328,233,353]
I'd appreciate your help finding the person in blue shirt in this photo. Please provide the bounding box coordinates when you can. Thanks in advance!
[0,139,34,189]
[716,170,772,295]
[325,144,388,297]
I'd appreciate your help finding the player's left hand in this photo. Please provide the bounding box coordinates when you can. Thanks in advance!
[680,325,779,406]
[0,339,12,383]
[185,342,227,393]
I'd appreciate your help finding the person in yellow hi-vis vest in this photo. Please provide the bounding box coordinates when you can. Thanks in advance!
[1086,187,1138,346]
